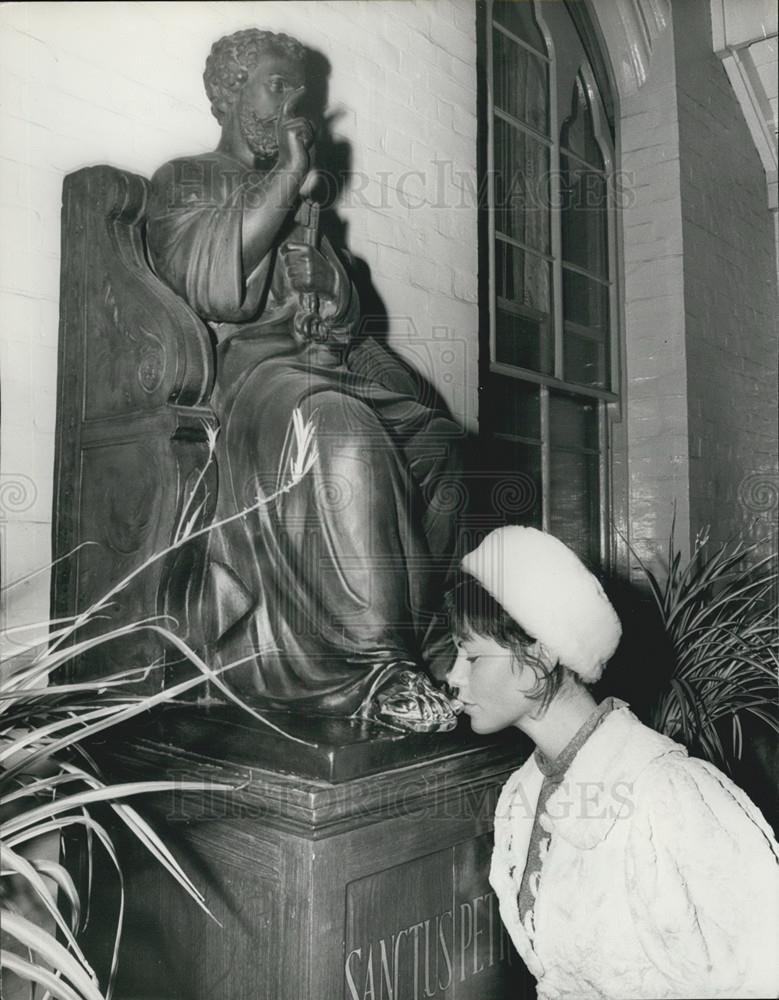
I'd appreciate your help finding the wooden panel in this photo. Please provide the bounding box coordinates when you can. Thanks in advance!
[51,166,217,689]
[453,834,532,998]
[340,834,527,999]
[344,847,455,999]
[83,717,533,999]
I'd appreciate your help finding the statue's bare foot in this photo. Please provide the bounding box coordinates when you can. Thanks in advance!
[371,669,463,734]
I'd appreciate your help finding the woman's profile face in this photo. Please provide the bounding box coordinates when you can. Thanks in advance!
[448,631,539,734]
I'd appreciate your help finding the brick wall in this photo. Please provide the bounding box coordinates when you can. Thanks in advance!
[673,0,779,555]
[608,0,778,574]
[2,0,776,642]
[617,19,692,570]
[0,1,479,641]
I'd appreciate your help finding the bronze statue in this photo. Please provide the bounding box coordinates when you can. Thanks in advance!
[145,30,462,732]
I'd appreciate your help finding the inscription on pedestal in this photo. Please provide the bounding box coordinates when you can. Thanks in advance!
[344,833,520,1000]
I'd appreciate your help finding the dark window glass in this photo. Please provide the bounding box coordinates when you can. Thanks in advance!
[489,438,543,528]
[494,244,553,374]
[495,240,551,313]
[482,0,616,568]
[486,376,541,440]
[493,27,548,135]
[563,329,607,389]
[549,392,600,564]
[549,392,599,450]
[560,75,605,170]
[493,117,550,253]
[549,447,600,564]
[562,268,608,331]
[496,307,553,374]
[492,0,547,54]
[560,157,608,277]
[562,269,609,388]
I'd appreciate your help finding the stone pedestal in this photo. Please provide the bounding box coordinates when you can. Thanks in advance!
[82,707,534,1000]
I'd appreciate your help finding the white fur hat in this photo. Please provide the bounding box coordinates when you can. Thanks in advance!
[460,526,622,683]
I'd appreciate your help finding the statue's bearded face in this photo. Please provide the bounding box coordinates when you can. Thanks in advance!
[236,51,305,162]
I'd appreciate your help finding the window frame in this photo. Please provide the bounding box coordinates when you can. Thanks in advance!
[479,0,623,568]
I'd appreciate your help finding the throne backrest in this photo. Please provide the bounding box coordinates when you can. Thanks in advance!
[51,165,217,689]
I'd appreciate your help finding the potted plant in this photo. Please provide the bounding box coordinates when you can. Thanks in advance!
[1,411,318,1000]
[632,528,778,772]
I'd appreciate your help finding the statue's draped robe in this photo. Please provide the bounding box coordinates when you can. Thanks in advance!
[147,152,461,713]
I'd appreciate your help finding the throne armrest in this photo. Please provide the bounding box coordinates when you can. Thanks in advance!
[59,165,215,413]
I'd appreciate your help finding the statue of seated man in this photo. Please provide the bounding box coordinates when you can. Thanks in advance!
[146,29,462,732]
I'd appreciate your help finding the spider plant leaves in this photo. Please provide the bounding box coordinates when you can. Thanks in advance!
[1,845,91,973]
[27,857,82,930]
[636,530,778,770]
[5,811,127,997]
[1,911,103,1000]
[1,950,89,1000]
[1,781,228,842]
[58,761,219,923]
[1,409,320,998]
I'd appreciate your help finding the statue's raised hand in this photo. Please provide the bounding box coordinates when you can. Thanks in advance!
[276,86,314,176]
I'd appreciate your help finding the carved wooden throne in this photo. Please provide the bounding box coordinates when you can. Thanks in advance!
[52,166,217,690]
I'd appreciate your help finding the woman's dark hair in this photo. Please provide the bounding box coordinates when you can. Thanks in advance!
[445,571,565,712]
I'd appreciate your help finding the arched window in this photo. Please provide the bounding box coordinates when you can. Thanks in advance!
[479,0,619,568]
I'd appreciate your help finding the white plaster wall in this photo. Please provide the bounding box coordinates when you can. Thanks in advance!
[0,0,479,641]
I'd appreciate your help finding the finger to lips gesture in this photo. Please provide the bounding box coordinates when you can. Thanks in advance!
[276,86,314,173]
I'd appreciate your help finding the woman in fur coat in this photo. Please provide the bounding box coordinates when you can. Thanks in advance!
[446,526,779,1000]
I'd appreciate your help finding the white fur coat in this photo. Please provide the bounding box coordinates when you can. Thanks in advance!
[490,704,779,999]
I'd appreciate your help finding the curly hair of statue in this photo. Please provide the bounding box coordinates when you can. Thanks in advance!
[203,29,306,124]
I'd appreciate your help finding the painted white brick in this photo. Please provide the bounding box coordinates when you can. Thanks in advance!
[364,209,402,249]
[381,126,412,166]
[452,2,477,36]
[0,2,476,621]
[436,24,475,67]
[452,267,478,303]
[452,102,477,140]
